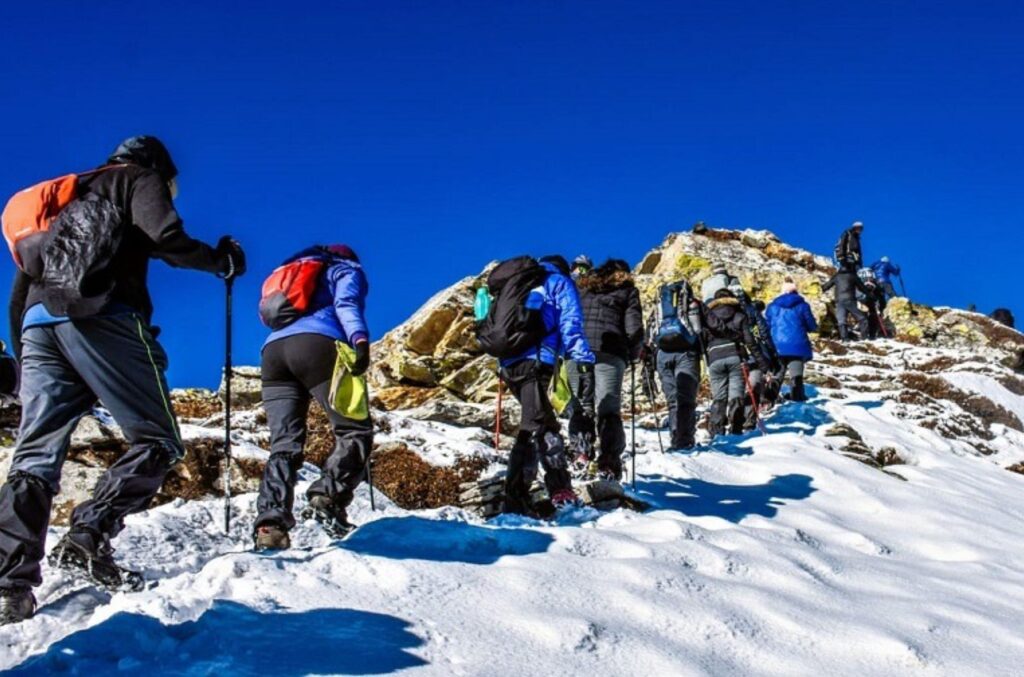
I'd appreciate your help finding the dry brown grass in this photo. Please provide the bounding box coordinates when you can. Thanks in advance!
[372,443,489,510]
[900,373,1023,433]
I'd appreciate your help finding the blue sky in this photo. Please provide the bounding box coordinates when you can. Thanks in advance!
[2,1,1022,386]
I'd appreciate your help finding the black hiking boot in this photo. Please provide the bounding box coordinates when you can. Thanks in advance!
[0,588,36,626]
[301,495,356,539]
[253,524,291,552]
[47,529,144,592]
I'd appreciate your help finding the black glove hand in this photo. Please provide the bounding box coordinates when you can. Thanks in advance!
[352,340,370,376]
[216,236,247,280]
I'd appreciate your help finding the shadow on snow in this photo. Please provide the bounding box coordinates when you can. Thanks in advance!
[640,473,815,522]
[763,398,834,435]
[342,516,554,563]
[10,600,425,676]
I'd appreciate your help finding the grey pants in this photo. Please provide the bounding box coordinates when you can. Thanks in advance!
[781,357,807,401]
[568,353,628,475]
[656,350,701,449]
[835,300,868,341]
[0,315,183,589]
[708,355,745,436]
[743,366,764,431]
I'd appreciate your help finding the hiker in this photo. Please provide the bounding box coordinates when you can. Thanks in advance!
[0,136,245,624]
[478,255,596,515]
[834,221,864,268]
[252,244,372,551]
[870,256,900,301]
[570,255,594,281]
[701,263,739,304]
[991,308,1016,329]
[650,280,704,450]
[765,280,818,402]
[859,269,888,339]
[703,289,771,437]
[566,259,643,480]
[822,263,870,341]
[736,294,782,431]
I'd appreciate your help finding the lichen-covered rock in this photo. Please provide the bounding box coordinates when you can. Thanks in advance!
[219,366,262,407]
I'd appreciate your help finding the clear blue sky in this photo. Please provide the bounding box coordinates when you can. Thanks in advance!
[2,1,1021,387]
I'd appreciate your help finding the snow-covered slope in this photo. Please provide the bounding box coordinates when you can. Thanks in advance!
[5,353,1024,674]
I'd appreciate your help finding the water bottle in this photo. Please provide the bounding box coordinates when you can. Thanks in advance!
[474,287,491,321]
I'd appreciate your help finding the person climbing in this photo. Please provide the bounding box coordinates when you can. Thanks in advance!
[703,289,771,437]
[570,255,594,281]
[991,308,1016,329]
[565,259,643,480]
[0,136,245,624]
[765,280,818,402]
[252,244,372,551]
[858,269,888,339]
[734,292,781,431]
[650,280,704,451]
[822,263,870,342]
[834,221,864,269]
[701,263,739,304]
[870,256,901,301]
[482,255,595,515]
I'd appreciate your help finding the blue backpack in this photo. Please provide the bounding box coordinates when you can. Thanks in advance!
[656,283,699,351]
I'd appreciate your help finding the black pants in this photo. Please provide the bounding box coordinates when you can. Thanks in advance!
[0,316,182,589]
[656,350,701,448]
[500,360,571,511]
[255,334,373,530]
[836,300,868,341]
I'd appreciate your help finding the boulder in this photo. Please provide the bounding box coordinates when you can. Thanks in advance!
[219,366,262,407]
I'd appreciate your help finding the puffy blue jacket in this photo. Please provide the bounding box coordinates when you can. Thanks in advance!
[870,260,901,285]
[765,292,818,361]
[264,248,369,348]
[501,262,596,368]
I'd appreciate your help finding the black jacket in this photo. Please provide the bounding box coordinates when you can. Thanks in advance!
[702,297,765,367]
[577,269,644,361]
[835,228,862,265]
[9,164,223,357]
[822,270,869,304]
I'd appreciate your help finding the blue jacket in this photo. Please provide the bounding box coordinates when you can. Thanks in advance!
[501,262,596,368]
[265,249,369,348]
[765,292,818,361]
[870,260,901,285]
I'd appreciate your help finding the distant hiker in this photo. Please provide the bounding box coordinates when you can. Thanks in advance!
[476,254,596,515]
[703,289,771,436]
[0,136,245,623]
[870,256,900,300]
[859,269,888,339]
[765,281,818,402]
[701,263,739,304]
[991,308,1016,329]
[570,255,594,281]
[253,244,371,551]
[822,264,870,341]
[692,221,709,234]
[650,280,704,450]
[834,221,864,268]
[566,259,643,480]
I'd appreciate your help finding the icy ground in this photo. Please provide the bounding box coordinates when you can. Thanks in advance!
[4,380,1024,675]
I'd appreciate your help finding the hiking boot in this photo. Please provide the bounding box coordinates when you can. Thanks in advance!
[0,588,36,626]
[301,495,356,539]
[596,468,621,483]
[551,488,582,509]
[48,529,144,592]
[253,524,291,552]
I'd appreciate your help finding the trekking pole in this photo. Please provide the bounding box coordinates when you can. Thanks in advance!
[630,361,637,490]
[740,363,766,436]
[223,277,234,534]
[644,366,665,454]
[362,384,376,512]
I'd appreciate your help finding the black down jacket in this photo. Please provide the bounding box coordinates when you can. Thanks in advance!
[702,296,766,368]
[576,262,644,361]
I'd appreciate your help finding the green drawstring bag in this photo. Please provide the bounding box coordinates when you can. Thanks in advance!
[329,341,370,421]
[550,360,573,415]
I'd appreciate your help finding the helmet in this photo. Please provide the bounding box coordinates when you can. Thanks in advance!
[851,220,864,229]
[858,268,875,281]
[108,136,178,182]
[572,254,593,270]
[880,255,890,263]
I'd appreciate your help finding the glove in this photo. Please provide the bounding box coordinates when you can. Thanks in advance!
[352,340,370,376]
[215,236,247,280]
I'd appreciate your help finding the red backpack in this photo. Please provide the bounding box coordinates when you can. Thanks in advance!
[259,256,328,329]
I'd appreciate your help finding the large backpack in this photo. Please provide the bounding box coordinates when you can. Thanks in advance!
[475,256,548,358]
[655,282,698,352]
[259,254,329,330]
[2,167,126,316]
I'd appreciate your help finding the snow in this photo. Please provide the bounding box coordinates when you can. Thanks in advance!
[5,385,1024,674]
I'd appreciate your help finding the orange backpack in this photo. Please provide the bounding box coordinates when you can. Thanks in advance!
[2,166,122,276]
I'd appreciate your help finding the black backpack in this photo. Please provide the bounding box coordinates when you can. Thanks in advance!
[655,282,698,352]
[475,256,549,358]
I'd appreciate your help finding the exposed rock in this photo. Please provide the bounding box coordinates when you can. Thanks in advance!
[218,366,262,407]
[1008,463,1024,476]
[825,423,864,443]
[172,388,223,420]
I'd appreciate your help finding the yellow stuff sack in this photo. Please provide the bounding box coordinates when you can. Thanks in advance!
[329,342,370,420]
[550,360,572,415]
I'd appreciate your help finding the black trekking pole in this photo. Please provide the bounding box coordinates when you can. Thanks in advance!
[644,365,665,454]
[223,277,234,534]
[630,361,637,490]
[363,384,376,511]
